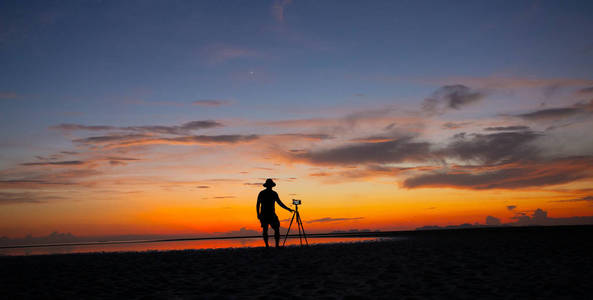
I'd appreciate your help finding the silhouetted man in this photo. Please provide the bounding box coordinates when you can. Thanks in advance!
[257,178,293,248]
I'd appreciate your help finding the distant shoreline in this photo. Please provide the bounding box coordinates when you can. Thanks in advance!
[2,224,592,250]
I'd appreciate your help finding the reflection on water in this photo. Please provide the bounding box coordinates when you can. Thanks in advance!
[0,237,387,256]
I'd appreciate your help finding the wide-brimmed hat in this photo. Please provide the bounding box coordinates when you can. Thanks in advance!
[263,178,276,188]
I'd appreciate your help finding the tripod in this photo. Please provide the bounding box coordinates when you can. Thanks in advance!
[282,202,308,247]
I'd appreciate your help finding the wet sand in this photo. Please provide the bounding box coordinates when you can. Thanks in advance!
[2,226,592,299]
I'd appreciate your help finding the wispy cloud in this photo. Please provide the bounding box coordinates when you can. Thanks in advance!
[192,99,232,107]
[271,0,292,23]
[306,217,364,223]
[202,44,258,64]
[0,92,19,100]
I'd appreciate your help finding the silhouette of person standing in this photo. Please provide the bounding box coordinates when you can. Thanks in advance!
[257,178,293,248]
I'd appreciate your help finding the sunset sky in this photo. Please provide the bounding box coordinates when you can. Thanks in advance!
[1,0,593,238]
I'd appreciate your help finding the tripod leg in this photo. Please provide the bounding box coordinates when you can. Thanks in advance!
[296,212,303,246]
[297,212,309,246]
[282,211,296,247]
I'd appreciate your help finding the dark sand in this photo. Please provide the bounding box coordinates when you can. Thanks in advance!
[2,226,592,299]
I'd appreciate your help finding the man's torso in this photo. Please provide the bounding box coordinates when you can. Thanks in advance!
[258,189,278,217]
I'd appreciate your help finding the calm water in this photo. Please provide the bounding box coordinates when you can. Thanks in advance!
[0,237,385,256]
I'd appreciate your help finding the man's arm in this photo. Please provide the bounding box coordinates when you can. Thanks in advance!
[275,193,293,212]
[256,195,262,219]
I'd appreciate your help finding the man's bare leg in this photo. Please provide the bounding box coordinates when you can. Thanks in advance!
[273,226,280,248]
[262,224,269,248]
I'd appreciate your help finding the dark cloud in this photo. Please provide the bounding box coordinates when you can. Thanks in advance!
[417,208,593,230]
[107,157,139,166]
[512,208,593,226]
[192,99,231,107]
[484,126,530,131]
[517,108,582,121]
[214,196,235,199]
[507,205,517,211]
[164,134,259,144]
[423,85,485,113]
[196,185,210,189]
[0,232,78,246]
[306,217,364,223]
[292,137,431,166]
[221,227,260,236]
[73,134,150,144]
[60,151,79,155]
[0,179,53,187]
[288,123,589,190]
[126,120,223,135]
[106,157,139,161]
[486,215,501,225]
[441,131,541,164]
[349,136,394,143]
[21,156,138,168]
[516,100,593,121]
[74,134,259,148]
[20,160,85,166]
[51,124,115,131]
[577,86,593,94]
[0,169,101,189]
[550,195,593,203]
[403,156,593,190]
[271,133,334,140]
[52,120,223,135]
[0,192,61,204]
[309,165,430,180]
[442,122,471,130]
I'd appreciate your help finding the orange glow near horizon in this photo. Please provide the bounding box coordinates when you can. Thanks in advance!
[2,170,592,238]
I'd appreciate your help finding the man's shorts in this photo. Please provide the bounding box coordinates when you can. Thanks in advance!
[260,214,280,229]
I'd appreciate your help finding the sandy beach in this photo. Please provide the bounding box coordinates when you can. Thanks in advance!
[2,226,592,299]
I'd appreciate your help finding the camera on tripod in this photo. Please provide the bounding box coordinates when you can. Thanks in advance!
[284,199,308,246]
